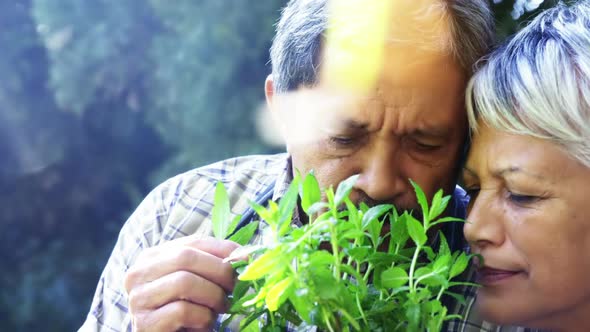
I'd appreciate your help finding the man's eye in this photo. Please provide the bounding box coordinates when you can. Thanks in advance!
[415,142,441,151]
[329,136,355,146]
[408,138,442,152]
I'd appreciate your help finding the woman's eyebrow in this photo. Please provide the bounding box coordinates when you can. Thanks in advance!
[492,166,548,182]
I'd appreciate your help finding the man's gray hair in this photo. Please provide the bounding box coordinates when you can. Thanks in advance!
[466,1,590,168]
[269,0,495,93]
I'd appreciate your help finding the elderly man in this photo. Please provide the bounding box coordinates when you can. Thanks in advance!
[80,0,494,331]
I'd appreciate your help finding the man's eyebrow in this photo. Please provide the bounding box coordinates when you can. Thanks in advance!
[409,128,452,138]
[338,118,368,130]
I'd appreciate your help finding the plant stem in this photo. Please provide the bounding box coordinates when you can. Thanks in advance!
[436,286,445,302]
[293,219,330,247]
[269,309,276,326]
[356,292,368,327]
[362,263,374,283]
[339,308,361,331]
[323,308,336,332]
[330,223,340,280]
[408,245,421,293]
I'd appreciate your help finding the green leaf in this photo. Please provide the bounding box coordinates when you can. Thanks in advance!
[231,260,249,273]
[428,216,465,229]
[414,266,432,279]
[381,267,409,288]
[231,279,251,303]
[212,181,231,239]
[426,301,446,331]
[433,253,451,275]
[279,178,299,234]
[290,289,312,324]
[347,246,371,261]
[415,266,447,287]
[422,246,436,261]
[344,198,360,227]
[361,204,393,230]
[391,212,409,246]
[429,189,443,222]
[450,252,469,278]
[340,265,367,297]
[334,174,359,206]
[407,215,427,247]
[438,195,452,218]
[309,250,334,266]
[366,252,397,267]
[443,291,467,306]
[307,201,329,215]
[240,310,266,331]
[300,172,322,213]
[228,221,259,245]
[367,218,384,248]
[424,299,443,315]
[250,201,275,225]
[341,228,365,240]
[242,284,268,307]
[226,214,242,239]
[415,287,433,302]
[229,292,256,312]
[438,232,451,258]
[428,189,452,222]
[239,250,281,281]
[224,244,264,263]
[405,302,421,331]
[312,267,339,301]
[410,179,429,224]
[266,277,294,311]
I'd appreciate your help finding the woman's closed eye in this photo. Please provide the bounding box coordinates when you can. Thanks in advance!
[464,187,480,199]
[507,191,542,205]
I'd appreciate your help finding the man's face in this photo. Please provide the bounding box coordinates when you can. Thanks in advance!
[272,56,466,211]
[269,1,468,210]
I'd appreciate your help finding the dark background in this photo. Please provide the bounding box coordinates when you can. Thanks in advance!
[0,1,569,330]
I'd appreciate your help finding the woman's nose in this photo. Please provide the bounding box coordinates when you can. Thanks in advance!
[464,191,506,250]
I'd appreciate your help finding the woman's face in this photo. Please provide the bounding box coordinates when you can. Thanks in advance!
[463,125,590,330]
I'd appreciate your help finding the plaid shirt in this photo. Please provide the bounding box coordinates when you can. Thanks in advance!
[79,153,536,332]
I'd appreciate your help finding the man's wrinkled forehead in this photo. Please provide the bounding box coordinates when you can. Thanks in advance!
[387,0,452,51]
[320,0,458,89]
[383,0,458,76]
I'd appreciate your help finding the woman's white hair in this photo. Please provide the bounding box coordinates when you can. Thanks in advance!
[466,1,590,167]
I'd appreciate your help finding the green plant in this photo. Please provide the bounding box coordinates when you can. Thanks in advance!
[211,173,476,332]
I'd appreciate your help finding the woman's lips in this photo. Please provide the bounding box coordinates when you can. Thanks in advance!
[476,267,523,285]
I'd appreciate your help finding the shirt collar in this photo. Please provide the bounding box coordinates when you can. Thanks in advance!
[271,155,302,227]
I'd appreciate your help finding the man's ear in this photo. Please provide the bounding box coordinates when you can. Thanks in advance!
[262,74,288,148]
[265,74,275,108]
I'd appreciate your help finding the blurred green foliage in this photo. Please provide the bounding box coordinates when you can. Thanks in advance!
[0,1,571,330]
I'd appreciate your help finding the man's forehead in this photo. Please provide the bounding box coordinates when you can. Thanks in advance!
[387,0,452,52]
[331,109,454,135]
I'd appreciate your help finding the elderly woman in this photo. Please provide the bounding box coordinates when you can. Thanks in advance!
[461,1,590,331]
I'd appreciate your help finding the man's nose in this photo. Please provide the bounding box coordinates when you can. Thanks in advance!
[355,149,405,202]
[464,191,505,250]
